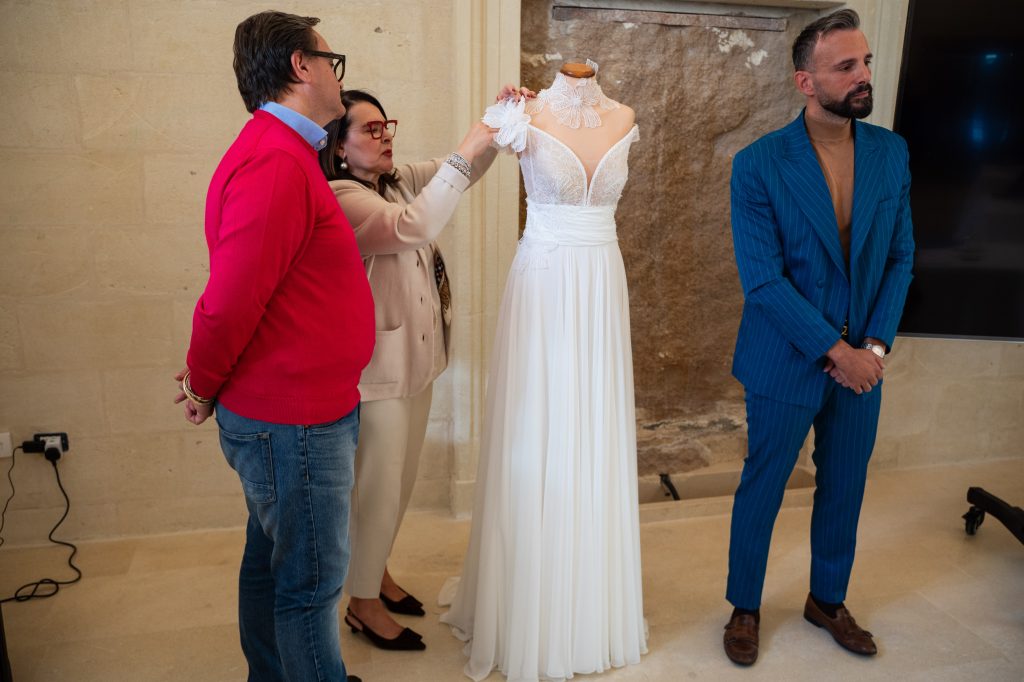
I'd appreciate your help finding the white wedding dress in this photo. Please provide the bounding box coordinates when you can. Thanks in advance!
[441,80,646,682]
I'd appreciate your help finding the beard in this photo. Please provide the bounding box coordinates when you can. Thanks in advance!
[819,83,873,119]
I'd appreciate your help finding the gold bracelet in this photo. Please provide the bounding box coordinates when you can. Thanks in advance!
[182,371,213,405]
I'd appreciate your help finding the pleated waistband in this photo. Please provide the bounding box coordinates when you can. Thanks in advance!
[523,200,617,247]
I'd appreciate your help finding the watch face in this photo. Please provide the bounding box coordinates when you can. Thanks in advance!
[869,345,885,358]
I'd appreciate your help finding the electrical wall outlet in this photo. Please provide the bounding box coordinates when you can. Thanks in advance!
[0,431,11,459]
[19,432,70,460]
[34,432,69,460]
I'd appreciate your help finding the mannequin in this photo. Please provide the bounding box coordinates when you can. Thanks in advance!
[526,61,636,182]
[443,57,647,682]
[559,61,595,79]
[444,54,643,679]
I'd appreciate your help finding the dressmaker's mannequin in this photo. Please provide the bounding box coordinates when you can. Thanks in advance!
[443,57,647,682]
[559,61,595,79]
[526,62,635,182]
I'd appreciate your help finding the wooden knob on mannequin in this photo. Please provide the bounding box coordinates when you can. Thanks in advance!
[560,62,595,79]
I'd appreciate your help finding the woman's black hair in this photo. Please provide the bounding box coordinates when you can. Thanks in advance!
[318,89,400,195]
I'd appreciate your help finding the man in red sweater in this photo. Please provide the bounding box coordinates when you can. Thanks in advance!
[174,11,372,681]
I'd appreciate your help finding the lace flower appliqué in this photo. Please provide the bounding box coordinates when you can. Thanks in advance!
[482,97,530,153]
[526,59,619,129]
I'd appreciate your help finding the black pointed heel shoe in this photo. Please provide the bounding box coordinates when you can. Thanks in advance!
[380,588,425,616]
[345,609,426,651]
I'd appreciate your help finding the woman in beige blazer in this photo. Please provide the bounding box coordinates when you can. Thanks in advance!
[318,87,532,651]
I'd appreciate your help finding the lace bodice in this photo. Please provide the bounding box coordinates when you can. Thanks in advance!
[521,125,638,207]
[483,98,639,208]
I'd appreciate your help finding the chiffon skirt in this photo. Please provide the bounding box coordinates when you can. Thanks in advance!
[441,204,647,681]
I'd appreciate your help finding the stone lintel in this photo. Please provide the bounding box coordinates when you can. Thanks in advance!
[555,0,842,11]
[552,6,788,32]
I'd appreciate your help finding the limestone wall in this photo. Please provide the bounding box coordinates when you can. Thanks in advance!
[520,0,1024,477]
[0,1,1020,542]
[0,0,472,543]
[522,0,813,474]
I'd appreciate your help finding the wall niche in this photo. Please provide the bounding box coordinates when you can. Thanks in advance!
[521,0,814,477]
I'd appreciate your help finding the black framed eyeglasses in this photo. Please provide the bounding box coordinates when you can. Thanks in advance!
[363,120,398,140]
[305,50,346,81]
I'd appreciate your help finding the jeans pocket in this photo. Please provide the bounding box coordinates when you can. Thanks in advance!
[219,428,276,504]
[304,409,359,491]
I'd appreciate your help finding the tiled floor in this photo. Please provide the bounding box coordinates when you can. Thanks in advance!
[2,459,1022,681]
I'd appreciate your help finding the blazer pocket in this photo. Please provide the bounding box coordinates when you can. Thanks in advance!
[361,325,407,384]
[868,198,898,244]
[873,197,897,222]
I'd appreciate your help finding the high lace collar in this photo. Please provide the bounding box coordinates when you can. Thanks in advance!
[527,60,619,129]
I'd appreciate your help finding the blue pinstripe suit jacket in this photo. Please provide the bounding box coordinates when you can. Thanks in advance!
[730,111,915,408]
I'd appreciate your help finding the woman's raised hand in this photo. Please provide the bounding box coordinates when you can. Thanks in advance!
[456,122,499,163]
[456,86,534,163]
[495,83,536,102]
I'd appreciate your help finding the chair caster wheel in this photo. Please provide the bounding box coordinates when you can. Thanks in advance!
[963,506,985,535]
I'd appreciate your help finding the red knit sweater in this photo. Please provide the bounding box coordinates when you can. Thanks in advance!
[187,111,375,424]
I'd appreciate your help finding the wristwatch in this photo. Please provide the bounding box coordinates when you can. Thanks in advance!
[862,342,886,358]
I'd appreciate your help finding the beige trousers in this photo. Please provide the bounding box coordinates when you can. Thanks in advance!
[346,383,433,598]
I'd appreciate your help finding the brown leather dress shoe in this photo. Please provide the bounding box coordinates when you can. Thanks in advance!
[803,594,877,655]
[723,612,759,666]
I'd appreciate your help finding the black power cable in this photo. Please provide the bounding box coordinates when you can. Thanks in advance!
[0,446,18,550]
[0,449,82,604]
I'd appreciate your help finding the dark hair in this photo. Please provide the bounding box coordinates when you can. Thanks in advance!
[792,9,860,71]
[318,89,400,195]
[233,11,320,113]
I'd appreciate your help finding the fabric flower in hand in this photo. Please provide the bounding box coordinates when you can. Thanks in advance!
[482,98,530,153]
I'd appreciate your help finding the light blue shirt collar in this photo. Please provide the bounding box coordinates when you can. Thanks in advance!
[260,102,328,151]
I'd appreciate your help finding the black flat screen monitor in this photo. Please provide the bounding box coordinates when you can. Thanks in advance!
[893,0,1024,339]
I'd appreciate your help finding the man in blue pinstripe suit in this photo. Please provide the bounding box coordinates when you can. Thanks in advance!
[723,9,914,666]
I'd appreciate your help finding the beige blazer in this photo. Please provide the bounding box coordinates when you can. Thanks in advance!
[331,149,495,401]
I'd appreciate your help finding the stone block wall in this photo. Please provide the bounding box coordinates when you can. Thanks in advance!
[0,0,462,543]
[874,337,1024,468]
[1,1,1020,543]
[522,0,816,474]
[520,0,1024,478]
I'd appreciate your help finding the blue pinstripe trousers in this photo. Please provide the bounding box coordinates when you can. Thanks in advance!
[726,384,882,609]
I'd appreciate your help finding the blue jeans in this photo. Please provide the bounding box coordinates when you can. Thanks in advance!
[216,402,359,682]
